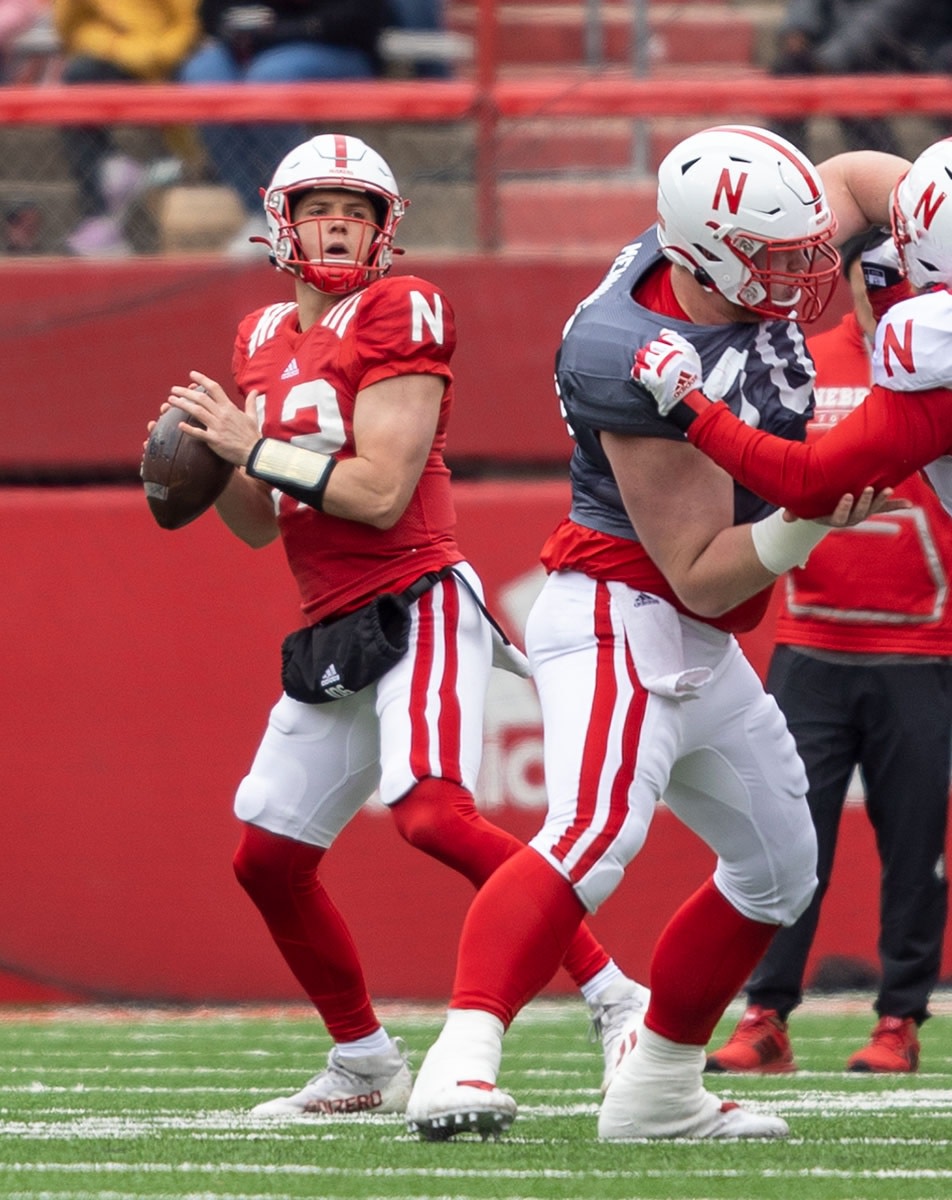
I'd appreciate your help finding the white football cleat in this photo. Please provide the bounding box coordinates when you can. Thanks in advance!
[599,1092,789,1140]
[251,1037,412,1117]
[598,1026,789,1140]
[589,979,650,1093]
[406,1079,517,1141]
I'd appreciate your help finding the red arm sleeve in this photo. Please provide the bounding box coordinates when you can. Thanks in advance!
[688,386,952,518]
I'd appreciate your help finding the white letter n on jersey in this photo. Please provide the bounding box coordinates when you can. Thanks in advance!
[410,291,444,344]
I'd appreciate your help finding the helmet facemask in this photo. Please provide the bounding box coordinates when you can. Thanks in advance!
[265,184,404,296]
[705,224,841,322]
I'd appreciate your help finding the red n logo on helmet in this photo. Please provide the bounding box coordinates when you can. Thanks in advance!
[915,182,948,230]
[881,319,916,377]
[713,169,749,214]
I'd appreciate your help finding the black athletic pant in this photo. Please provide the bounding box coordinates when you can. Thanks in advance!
[748,645,952,1025]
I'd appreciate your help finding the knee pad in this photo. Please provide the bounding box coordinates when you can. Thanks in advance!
[716,818,818,927]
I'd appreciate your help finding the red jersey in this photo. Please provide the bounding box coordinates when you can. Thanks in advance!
[775,311,952,654]
[233,274,463,624]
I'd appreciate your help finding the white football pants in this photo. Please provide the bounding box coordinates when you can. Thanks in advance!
[233,562,492,847]
[525,571,817,924]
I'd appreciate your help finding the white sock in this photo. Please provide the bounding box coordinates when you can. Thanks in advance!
[335,1028,392,1059]
[416,1009,506,1089]
[637,1025,705,1070]
[580,960,627,1006]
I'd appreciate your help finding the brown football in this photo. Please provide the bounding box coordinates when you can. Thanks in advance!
[141,406,234,530]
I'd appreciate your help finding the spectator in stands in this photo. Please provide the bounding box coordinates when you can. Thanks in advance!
[770,0,952,155]
[386,0,450,79]
[0,0,43,81]
[706,230,952,1076]
[4,200,42,252]
[179,1,388,257]
[54,0,201,256]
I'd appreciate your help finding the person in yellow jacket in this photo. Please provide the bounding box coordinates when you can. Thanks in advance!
[53,0,200,255]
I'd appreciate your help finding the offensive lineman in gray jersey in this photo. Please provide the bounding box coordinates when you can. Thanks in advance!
[406,125,909,1143]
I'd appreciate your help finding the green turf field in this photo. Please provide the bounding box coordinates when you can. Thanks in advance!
[2,997,951,1200]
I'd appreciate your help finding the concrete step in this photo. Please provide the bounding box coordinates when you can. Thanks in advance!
[497,177,658,252]
[494,112,770,176]
[449,2,758,68]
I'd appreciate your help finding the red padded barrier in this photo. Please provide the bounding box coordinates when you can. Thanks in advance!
[0,258,849,472]
[2,483,947,1003]
[0,76,951,123]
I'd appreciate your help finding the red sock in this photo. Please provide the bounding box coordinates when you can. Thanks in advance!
[392,781,610,993]
[450,847,587,1026]
[645,877,778,1045]
[233,824,378,1043]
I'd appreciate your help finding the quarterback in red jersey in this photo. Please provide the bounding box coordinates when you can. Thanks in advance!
[632,138,952,517]
[706,231,952,1077]
[160,134,646,1116]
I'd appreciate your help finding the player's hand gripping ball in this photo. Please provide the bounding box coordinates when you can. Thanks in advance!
[141,405,234,530]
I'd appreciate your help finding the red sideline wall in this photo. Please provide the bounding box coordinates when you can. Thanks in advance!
[0,256,851,472]
[2,257,939,1006]
[4,483,949,1004]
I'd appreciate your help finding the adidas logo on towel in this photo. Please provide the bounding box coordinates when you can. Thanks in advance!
[281,357,300,380]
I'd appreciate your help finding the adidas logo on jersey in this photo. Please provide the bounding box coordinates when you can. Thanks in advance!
[281,357,300,380]
[321,664,341,686]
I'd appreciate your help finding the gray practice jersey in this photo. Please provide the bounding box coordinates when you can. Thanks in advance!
[556,229,818,542]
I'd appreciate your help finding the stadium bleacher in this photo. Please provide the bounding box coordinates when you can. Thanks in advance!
[0,1,789,256]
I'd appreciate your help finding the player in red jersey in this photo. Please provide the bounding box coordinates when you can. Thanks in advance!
[705,230,952,1077]
[405,126,907,1143]
[632,138,952,517]
[158,134,646,1116]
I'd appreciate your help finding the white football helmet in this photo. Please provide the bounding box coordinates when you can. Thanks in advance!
[891,138,952,290]
[263,133,407,295]
[656,124,840,322]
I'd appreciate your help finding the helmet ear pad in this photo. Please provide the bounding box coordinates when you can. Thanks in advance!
[656,124,840,322]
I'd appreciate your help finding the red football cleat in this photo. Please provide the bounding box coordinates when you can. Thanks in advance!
[705,1005,797,1074]
[847,1016,920,1073]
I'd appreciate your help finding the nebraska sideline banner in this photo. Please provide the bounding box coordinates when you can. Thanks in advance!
[1,483,945,1004]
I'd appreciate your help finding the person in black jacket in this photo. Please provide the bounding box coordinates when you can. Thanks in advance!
[180,1,387,256]
[770,0,952,155]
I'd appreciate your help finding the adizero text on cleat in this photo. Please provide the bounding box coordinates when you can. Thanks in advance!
[251,1037,412,1117]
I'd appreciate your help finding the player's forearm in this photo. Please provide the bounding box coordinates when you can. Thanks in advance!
[319,457,417,530]
[668,515,831,617]
[663,522,782,617]
[688,403,875,518]
[214,469,279,548]
[246,436,420,529]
